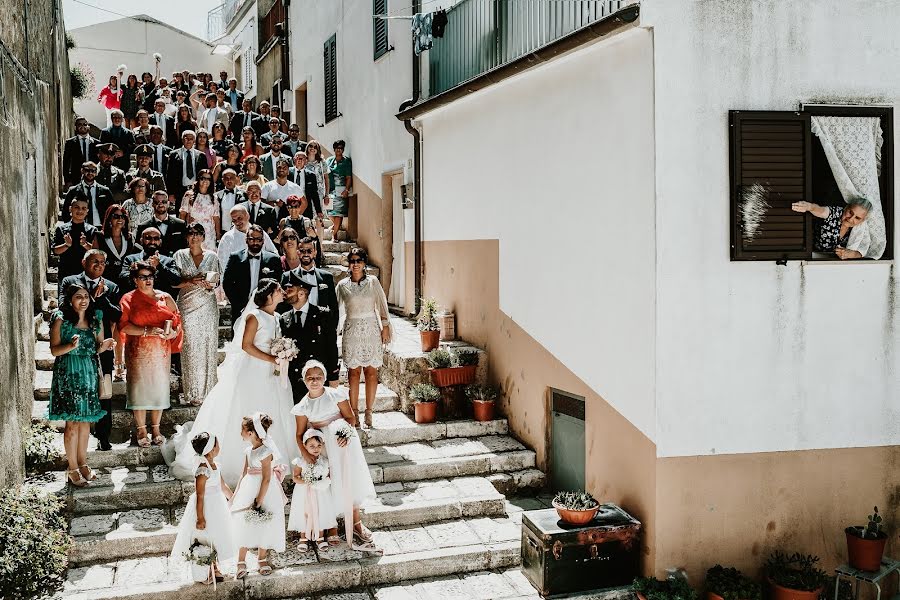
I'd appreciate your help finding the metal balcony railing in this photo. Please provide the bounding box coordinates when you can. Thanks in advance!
[428,0,634,96]
[206,0,245,40]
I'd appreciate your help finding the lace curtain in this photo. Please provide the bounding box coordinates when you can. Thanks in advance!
[810,115,885,259]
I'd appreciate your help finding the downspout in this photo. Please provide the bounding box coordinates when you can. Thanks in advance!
[280,0,290,105]
[398,0,422,314]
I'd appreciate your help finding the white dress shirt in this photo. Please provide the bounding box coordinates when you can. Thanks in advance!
[217,227,277,270]
[181,148,197,187]
[248,252,261,294]
[82,182,100,225]
[261,180,303,206]
[217,188,239,231]
[78,135,91,160]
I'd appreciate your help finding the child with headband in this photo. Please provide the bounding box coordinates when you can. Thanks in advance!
[288,428,336,552]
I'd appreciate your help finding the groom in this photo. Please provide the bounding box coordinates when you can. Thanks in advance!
[280,273,338,403]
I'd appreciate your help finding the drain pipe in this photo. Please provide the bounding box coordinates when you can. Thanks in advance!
[398,0,422,315]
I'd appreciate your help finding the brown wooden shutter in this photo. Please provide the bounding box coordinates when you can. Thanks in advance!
[729,111,813,260]
[374,0,389,58]
[324,35,338,122]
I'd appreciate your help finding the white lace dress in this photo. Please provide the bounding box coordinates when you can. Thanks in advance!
[336,276,390,369]
[230,445,287,552]
[287,456,337,534]
[170,459,235,566]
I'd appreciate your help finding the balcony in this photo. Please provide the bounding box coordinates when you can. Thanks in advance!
[206,0,247,40]
[428,0,635,96]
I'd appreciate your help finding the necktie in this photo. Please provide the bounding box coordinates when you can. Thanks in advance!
[82,138,88,159]
[155,146,163,171]
[185,149,194,179]
[300,310,306,327]
[251,203,257,223]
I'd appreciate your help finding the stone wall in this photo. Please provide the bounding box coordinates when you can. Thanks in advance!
[0,0,71,487]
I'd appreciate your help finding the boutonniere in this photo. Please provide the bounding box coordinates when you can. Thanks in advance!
[319,306,331,313]
[262,268,272,275]
[318,283,328,290]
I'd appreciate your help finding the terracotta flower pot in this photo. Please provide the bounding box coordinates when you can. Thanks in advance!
[414,401,438,424]
[768,579,823,600]
[420,330,440,352]
[472,399,495,422]
[429,365,477,387]
[707,593,725,600]
[846,528,888,572]
[552,500,599,526]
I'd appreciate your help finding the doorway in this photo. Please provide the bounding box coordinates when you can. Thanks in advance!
[550,389,585,492]
[294,84,308,141]
[388,172,405,309]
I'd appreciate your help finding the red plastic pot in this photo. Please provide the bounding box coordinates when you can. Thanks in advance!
[420,330,440,352]
[414,400,438,424]
[846,527,887,572]
[472,399,495,422]
[429,365,476,387]
[768,579,822,600]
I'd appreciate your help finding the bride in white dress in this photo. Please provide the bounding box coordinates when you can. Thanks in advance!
[172,279,298,487]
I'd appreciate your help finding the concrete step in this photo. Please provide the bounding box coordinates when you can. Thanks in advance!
[62,529,519,599]
[48,265,58,283]
[68,477,511,566]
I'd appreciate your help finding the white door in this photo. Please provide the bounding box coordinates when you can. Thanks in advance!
[389,173,405,308]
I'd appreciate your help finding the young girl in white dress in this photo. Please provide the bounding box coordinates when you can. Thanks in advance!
[170,432,234,585]
[231,412,287,578]
[288,428,336,551]
[291,360,378,552]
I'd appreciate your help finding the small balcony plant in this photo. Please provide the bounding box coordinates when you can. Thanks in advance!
[634,575,699,600]
[845,506,888,572]
[552,490,600,526]
[465,384,498,421]
[705,565,762,600]
[428,348,479,387]
[417,297,440,352]
[409,382,440,424]
[764,552,828,600]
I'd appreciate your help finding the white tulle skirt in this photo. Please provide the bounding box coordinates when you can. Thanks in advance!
[170,490,235,566]
[230,473,287,552]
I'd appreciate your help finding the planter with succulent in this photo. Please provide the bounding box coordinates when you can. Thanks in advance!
[633,576,700,600]
[409,382,440,423]
[428,348,478,387]
[465,384,498,421]
[845,506,888,572]
[417,297,441,352]
[705,565,762,600]
[764,552,828,600]
[552,490,600,526]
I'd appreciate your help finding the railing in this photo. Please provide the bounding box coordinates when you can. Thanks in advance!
[206,0,245,40]
[428,0,632,96]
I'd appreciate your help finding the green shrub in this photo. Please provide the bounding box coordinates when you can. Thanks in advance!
[65,32,76,50]
[452,348,479,366]
[24,421,60,471]
[633,576,699,600]
[464,384,498,402]
[69,63,95,100]
[706,565,762,600]
[426,348,453,369]
[553,490,598,510]
[409,383,440,402]
[0,486,71,599]
[764,552,828,592]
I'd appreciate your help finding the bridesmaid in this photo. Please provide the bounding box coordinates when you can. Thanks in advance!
[173,223,221,406]
[119,261,183,447]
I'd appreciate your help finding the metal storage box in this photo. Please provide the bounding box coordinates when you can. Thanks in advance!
[521,504,641,597]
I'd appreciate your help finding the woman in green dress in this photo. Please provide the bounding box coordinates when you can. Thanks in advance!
[50,283,116,487]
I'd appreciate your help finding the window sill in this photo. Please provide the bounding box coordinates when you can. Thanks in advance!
[800,256,894,265]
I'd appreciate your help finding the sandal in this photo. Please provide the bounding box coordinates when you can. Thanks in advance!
[113,363,126,382]
[234,562,247,579]
[353,521,373,543]
[326,534,342,545]
[316,538,329,551]
[297,539,309,552]
[151,425,165,446]
[135,426,151,448]
[351,539,383,554]
[258,558,272,576]
[78,464,98,481]
[364,409,373,429]
[67,468,88,488]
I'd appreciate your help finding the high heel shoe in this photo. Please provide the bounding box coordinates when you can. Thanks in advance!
[78,464,98,481]
[135,425,151,448]
[150,425,165,446]
[67,469,88,488]
[364,409,373,429]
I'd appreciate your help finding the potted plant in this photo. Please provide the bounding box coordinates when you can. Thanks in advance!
[410,383,440,423]
[465,384,498,421]
[552,490,601,526]
[634,576,699,600]
[428,348,479,387]
[417,297,440,352]
[764,552,828,600]
[846,506,888,572]
[705,565,762,600]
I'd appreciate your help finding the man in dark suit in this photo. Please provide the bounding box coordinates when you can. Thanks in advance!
[259,136,290,181]
[291,152,324,220]
[120,226,182,298]
[223,224,283,317]
[252,101,272,138]
[136,191,187,257]
[148,126,172,175]
[59,249,122,451]
[95,143,128,204]
[229,99,259,139]
[170,72,190,94]
[279,274,338,403]
[62,117,99,188]
[165,130,208,203]
[215,168,247,232]
[280,236,340,385]
[53,197,100,292]
[225,78,244,111]
[259,118,284,151]
[150,99,177,146]
[239,180,278,236]
[126,144,167,194]
[99,110,136,171]
[284,123,307,157]
[61,162,114,226]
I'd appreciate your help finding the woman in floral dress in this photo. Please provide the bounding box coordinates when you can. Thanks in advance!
[179,169,221,250]
[122,177,154,239]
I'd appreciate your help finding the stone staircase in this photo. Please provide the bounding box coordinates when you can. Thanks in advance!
[30,241,550,599]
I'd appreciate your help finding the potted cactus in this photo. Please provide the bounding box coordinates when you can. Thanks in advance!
[465,384,498,421]
[705,565,762,600]
[552,490,600,526]
[428,348,479,387]
[634,575,699,600]
[417,297,441,352]
[410,383,440,424]
[845,506,887,572]
[764,552,828,600]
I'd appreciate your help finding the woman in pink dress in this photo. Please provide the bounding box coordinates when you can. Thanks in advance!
[97,75,123,128]
[178,169,221,249]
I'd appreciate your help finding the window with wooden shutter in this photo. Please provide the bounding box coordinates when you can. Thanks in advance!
[324,34,338,123]
[374,0,389,59]
[729,111,813,260]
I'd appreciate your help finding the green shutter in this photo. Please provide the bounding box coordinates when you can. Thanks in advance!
[324,34,337,122]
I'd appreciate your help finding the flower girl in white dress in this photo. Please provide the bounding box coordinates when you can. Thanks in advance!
[291,360,378,552]
[230,413,287,578]
[170,432,234,585]
[288,428,336,551]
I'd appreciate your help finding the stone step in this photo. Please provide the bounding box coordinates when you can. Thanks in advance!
[62,529,519,599]
[68,477,510,566]
[48,265,58,283]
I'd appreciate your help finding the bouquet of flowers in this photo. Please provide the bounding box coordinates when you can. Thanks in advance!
[183,539,217,566]
[335,423,355,443]
[153,52,162,63]
[301,458,330,490]
[244,505,274,524]
[270,337,299,377]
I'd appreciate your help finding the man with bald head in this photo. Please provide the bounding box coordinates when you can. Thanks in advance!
[217,204,278,270]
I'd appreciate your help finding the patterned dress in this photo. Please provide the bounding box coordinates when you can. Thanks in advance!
[48,310,106,422]
[814,205,853,252]
[174,249,221,404]
[122,198,154,239]
[179,193,220,250]
[336,276,390,369]
[120,86,142,120]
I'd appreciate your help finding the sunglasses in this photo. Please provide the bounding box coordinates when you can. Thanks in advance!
[82,168,97,173]
[288,204,302,209]
[199,177,212,181]
[349,259,365,264]
[299,248,315,254]
[282,235,298,241]
[110,214,126,220]
[135,274,155,281]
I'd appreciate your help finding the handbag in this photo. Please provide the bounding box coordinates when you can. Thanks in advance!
[98,372,112,400]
